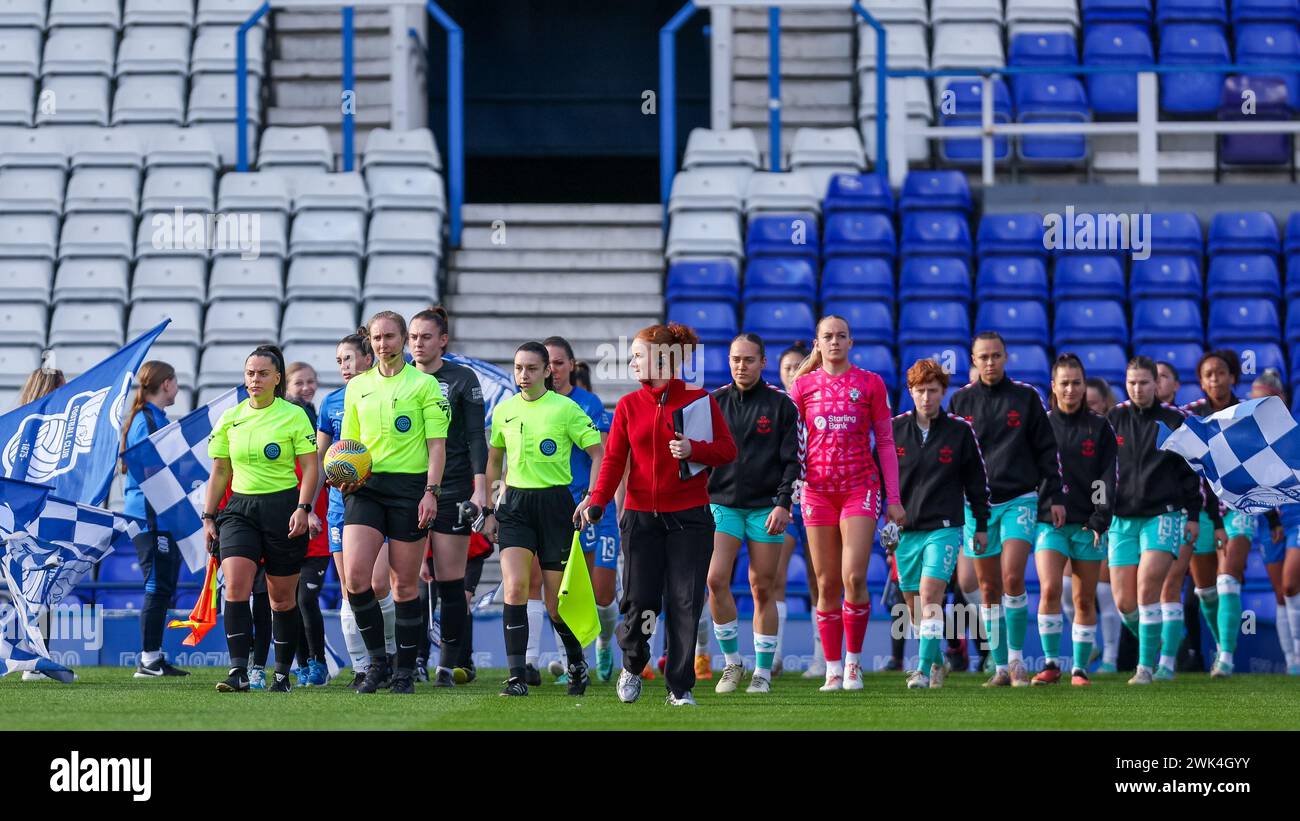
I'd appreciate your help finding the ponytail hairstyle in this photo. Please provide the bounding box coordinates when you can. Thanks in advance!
[633,322,700,381]
[1048,352,1086,410]
[411,305,451,339]
[249,344,287,399]
[1085,377,1116,413]
[543,335,577,363]
[515,341,555,391]
[572,360,592,392]
[339,327,373,359]
[794,315,851,379]
[18,364,65,407]
[119,360,176,473]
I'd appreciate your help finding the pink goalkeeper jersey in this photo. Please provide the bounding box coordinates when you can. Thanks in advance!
[790,366,900,502]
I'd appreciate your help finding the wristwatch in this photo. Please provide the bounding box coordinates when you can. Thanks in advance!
[297,503,312,513]
[425,484,442,498]
[201,512,217,521]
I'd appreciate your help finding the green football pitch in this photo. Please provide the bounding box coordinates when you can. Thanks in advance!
[4,668,1300,730]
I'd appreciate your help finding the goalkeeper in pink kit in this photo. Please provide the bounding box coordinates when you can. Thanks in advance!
[789,315,905,691]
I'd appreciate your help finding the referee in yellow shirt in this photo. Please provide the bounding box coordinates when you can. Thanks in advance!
[484,341,603,697]
[333,310,450,694]
[204,345,320,693]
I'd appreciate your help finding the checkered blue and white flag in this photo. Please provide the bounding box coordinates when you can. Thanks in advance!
[120,387,245,574]
[1158,395,1300,514]
[0,478,138,681]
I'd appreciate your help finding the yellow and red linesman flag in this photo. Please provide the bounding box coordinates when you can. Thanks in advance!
[167,555,221,646]
[557,531,600,646]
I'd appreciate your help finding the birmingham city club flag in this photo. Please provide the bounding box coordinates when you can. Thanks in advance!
[1158,395,1300,514]
[0,478,138,681]
[121,387,245,574]
[0,320,169,506]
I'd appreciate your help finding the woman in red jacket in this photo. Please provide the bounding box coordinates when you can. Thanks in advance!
[577,322,737,706]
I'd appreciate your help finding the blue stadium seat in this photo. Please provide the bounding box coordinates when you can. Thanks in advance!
[976,256,1049,302]
[900,344,971,378]
[1159,24,1230,114]
[1290,342,1300,383]
[823,212,896,259]
[1285,212,1300,256]
[1218,75,1295,168]
[1136,342,1206,378]
[1236,25,1300,108]
[1174,383,1204,405]
[1156,0,1227,26]
[100,592,143,610]
[975,300,1049,344]
[1218,340,1287,384]
[1054,299,1130,346]
[1148,211,1204,255]
[668,300,737,344]
[1006,345,1052,386]
[901,210,973,257]
[1208,298,1280,344]
[1287,299,1300,344]
[743,302,816,347]
[1206,254,1282,301]
[1207,210,1281,256]
[820,257,894,303]
[743,258,817,304]
[1014,76,1091,164]
[1132,298,1204,344]
[97,554,141,581]
[1130,255,1202,300]
[849,345,897,389]
[173,591,199,611]
[702,343,730,389]
[1083,25,1155,115]
[1009,32,1078,67]
[896,383,965,414]
[1072,343,1130,384]
[939,78,1012,165]
[1232,0,1300,24]
[898,302,971,345]
[823,174,894,215]
[665,260,740,305]
[1083,0,1154,24]
[787,553,807,586]
[977,213,1047,258]
[1287,254,1300,300]
[823,299,894,346]
[1054,255,1127,301]
[899,257,972,304]
[899,170,972,214]
[746,212,820,260]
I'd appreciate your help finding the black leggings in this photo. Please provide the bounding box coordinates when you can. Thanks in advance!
[295,555,330,666]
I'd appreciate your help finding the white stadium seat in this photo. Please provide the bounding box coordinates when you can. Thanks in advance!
[149,342,197,388]
[932,0,1003,25]
[363,166,444,213]
[0,28,41,77]
[790,127,867,169]
[861,0,928,24]
[191,25,266,76]
[145,127,221,168]
[193,121,259,169]
[41,27,115,76]
[859,75,934,119]
[5,130,77,171]
[857,22,929,72]
[0,345,42,388]
[49,301,124,346]
[115,27,191,76]
[285,256,360,302]
[361,298,430,328]
[744,172,821,215]
[141,166,215,212]
[59,213,135,259]
[0,259,53,304]
[128,299,200,346]
[134,212,209,259]
[257,126,332,169]
[71,128,145,169]
[64,166,141,214]
[283,343,343,389]
[0,301,47,344]
[169,388,194,417]
[365,210,441,257]
[37,76,111,125]
[664,211,743,263]
[0,76,36,125]
[51,345,118,378]
[0,0,47,28]
[130,256,207,304]
[124,0,196,27]
[280,300,358,346]
[113,73,188,123]
[668,168,749,215]
[203,299,278,345]
[683,127,760,169]
[198,344,247,389]
[53,258,129,304]
[362,128,441,170]
[217,171,290,212]
[292,172,368,212]
[48,0,122,28]
[222,209,286,258]
[187,73,261,124]
[290,210,366,257]
[208,256,282,302]
[932,24,1005,71]
[363,255,437,302]
[196,0,266,27]
[0,214,59,259]
[1006,0,1079,35]
[0,168,65,214]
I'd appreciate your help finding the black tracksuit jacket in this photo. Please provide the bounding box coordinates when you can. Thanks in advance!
[708,381,801,510]
[947,376,1064,506]
[1107,400,1202,519]
[892,409,991,532]
[1037,406,1117,533]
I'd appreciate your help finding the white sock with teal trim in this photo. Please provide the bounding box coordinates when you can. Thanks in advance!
[1037,612,1064,667]
[774,601,788,665]
[713,618,742,666]
[1276,606,1295,668]
[525,599,544,666]
[378,593,396,655]
[753,632,778,679]
[1287,593,1300,661]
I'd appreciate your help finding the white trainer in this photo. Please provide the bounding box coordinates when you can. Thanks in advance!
[819,673,843,692]
[617,668,643,703]
[929,663,947,689]
[715,662,745,694]
[842,661,864,691]
[665,691,697,706]
[906,670,930,689]
[746,674,771,694]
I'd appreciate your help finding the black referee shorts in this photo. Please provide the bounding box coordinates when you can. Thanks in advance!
[496,485,575,571]
[216,489,308,577]
[430,480,473,536]
[344,472,428,543]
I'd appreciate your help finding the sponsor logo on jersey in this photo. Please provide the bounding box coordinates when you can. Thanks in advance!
[938,446,953,464]
[756,415,772,434]
[394,415,412,433]
[263,442,281,460]
[1081,438,1096,457]
[1006,409,1021,428]
[814,416,828,431]
[539,438,558,456]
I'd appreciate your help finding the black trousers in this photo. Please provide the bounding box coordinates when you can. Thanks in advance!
[616,506,714,698]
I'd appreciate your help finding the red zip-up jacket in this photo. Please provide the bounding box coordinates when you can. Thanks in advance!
[589,379,737,513]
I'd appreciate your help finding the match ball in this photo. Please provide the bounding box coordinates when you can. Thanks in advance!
[324,439,371,485]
